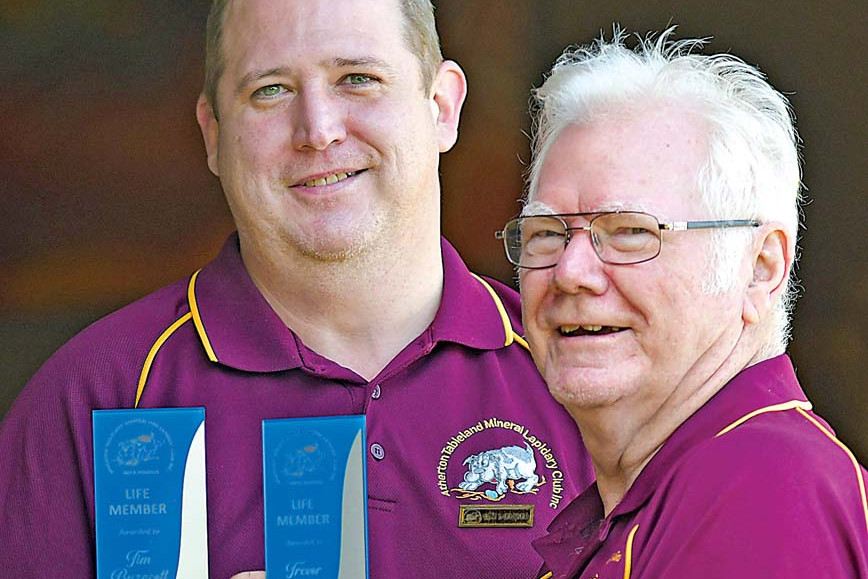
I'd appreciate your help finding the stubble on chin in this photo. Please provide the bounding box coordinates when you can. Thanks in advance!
[278,212,386,265]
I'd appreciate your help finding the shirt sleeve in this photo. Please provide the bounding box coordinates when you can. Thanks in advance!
[0,380,95,574]
[0,326,140,576]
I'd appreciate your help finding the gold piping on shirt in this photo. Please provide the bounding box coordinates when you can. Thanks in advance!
[714,400,812,437]
[623,523,639,579]
[188,269,218,362]
[136,270,217,407]
[135,312,193,408]
[470,273,529,350]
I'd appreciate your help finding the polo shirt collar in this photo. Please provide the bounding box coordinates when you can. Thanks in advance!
[188,234,515,373]
[533,354,807,575]
[430,236,519,350]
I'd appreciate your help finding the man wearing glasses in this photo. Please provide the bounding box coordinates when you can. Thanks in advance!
[498,29,868,578]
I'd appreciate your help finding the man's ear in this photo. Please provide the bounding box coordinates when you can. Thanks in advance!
[196,94,220,177]
[743,223,792,325]
[429,60,468,153]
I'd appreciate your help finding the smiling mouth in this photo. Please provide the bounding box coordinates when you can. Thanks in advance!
[559,324,627,337]
[299,170,361,188]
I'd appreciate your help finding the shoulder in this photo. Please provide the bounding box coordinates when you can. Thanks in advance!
[0,275,199,514]
[645,407,868,566]
[690,405,864,491]
[12,276,193,412]
[56,276,191,365]
[628,407,868,576]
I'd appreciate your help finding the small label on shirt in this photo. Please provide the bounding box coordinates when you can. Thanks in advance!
[458,504,534,528]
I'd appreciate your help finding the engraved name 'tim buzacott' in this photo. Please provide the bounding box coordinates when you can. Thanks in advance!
[277,497,331,527]
[110,549,170,579]
[109,488,168,516]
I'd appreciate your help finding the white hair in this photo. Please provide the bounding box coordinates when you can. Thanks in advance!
[527,27,803,355]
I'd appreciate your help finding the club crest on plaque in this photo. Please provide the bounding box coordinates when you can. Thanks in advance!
[271,429,337,486]
[103,418,175,476]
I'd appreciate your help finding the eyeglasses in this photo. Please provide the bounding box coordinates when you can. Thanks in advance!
[495,211,761,269]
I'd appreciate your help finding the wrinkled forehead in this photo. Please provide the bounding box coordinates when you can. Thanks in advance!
[521,200,653,217]
[528,109,710,219]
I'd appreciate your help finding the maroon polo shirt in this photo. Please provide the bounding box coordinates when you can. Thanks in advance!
[0,234,593,578]
[533,355,868,579]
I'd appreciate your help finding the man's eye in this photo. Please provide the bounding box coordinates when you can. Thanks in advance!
[524,229,565,255]
[524,227,564,242]
[343,74,376,86]
[618,227,654,235]
[534,229,564,238]
[252,84,286,99]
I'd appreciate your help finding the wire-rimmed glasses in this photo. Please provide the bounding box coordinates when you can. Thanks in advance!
[495,211,761,269]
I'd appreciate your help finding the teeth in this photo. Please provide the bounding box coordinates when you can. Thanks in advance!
[302,171,355,187]
[558,325,623,335]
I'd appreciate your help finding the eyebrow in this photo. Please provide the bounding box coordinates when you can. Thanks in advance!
[521,200,556,216]
[235,57,399,96]
[333,56,397,74]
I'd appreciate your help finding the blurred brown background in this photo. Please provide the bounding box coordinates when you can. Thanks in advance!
[1,1,865,462]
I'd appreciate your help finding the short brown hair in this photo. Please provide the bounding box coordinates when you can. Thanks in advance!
[202,0,443,114]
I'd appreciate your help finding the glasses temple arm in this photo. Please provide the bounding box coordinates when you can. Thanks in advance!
[662,220,761,231]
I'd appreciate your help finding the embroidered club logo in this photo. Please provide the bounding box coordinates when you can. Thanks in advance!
[437,417,567,521]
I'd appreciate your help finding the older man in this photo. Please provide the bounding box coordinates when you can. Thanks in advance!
[497,30,868,578]
[0,1,593,577]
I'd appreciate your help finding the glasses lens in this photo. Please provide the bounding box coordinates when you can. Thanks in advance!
[505,216,567,268]
[592,212,661,264]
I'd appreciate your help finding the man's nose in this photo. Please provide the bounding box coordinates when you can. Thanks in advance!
[291,88,347,151]
[551,230,608,295]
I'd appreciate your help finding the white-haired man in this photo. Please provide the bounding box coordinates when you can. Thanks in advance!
[496,29,868,578]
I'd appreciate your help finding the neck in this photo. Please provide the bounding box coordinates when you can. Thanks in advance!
[569,329,766,516]
[241,233,444,381]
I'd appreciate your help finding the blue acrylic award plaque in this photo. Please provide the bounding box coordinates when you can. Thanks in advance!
[93,407,209,579]
[263,415,369,579]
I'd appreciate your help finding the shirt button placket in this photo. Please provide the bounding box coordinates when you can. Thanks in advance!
[368,384,385,461]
